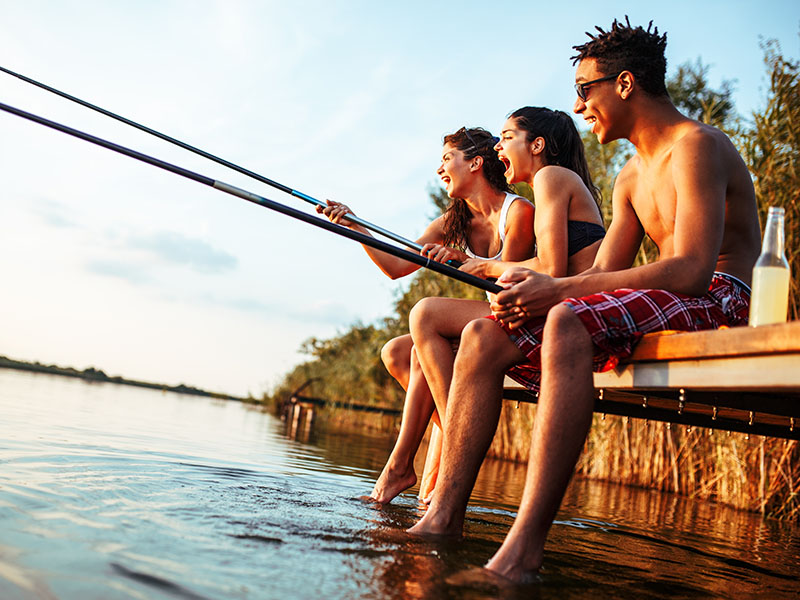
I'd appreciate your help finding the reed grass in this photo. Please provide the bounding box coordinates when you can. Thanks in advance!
[486,405,800,519]
[314,404,401,435]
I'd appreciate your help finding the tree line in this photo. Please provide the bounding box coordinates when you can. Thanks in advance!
[265,39,799,415]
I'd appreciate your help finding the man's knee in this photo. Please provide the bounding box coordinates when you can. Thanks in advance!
[457,318,519,371]
[543,304,591,353]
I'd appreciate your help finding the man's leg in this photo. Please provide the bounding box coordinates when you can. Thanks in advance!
[408,317,525,536]
[484,304,595,581]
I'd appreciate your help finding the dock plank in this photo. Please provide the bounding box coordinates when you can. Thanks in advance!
[502,321,800,439]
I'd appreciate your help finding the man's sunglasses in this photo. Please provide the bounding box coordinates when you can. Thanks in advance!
[575,72,622,101]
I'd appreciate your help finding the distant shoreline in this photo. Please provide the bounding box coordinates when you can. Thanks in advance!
[0,355,250,403]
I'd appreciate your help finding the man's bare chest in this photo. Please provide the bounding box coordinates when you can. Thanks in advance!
[629,165,677,243]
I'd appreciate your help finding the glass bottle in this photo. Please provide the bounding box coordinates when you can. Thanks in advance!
[749,206,791,326]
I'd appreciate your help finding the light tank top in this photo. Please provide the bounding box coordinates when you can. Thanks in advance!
[464,192,530,259]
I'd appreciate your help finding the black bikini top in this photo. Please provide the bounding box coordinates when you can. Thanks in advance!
[567,221,606,256]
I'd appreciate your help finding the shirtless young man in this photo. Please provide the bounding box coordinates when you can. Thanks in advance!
[407,18,762,583]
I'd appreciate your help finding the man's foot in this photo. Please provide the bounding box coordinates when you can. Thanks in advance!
[483,542,543,584]
[406,505,462,537]
[369,463,417,504]
[445,566,541,589]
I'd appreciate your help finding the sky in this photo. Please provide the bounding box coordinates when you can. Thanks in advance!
[1,1,798,398]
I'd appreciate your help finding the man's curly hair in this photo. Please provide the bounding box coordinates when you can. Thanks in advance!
[571,17,668,97]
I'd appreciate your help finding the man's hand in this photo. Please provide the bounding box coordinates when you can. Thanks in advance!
[490,267,563,329]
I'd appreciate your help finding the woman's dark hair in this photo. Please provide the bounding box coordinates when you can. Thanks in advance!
[571,17,668,97]
[509,106,602,207]
[440,127,510,249]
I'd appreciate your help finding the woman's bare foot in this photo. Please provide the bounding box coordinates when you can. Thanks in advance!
[369,463,417,504]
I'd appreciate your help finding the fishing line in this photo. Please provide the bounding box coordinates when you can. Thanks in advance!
[0,65,423,252]
[0,101,501,294]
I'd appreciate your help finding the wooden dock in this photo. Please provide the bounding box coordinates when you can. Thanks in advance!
[503,321,800,440]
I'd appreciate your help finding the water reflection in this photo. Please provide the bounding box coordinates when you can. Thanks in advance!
[1,369,798,599]
[304,416,800,599]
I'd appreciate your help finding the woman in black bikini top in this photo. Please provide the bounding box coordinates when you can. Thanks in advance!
[461,106,606,279]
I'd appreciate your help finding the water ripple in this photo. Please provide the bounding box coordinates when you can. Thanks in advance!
[0,370,798,599]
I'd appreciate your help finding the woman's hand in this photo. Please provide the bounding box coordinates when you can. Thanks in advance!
[490,267,563,329]
[316,199,355,226]
[458,258,490,276]
[419,243,468,265]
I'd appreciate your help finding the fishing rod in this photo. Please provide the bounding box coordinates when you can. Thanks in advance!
[0,64,423,252]
[0,101,501,294]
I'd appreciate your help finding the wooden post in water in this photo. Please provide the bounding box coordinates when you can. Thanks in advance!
[291,403,301,439]
[303,406,314,436]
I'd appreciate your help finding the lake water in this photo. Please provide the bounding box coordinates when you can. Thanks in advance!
[1,368,798,599]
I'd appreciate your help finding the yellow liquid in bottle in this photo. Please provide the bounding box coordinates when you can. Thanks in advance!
[749,265,790,326]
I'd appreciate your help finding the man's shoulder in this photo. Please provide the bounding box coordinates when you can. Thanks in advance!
[613,155,641,193]
[670,121,734,160]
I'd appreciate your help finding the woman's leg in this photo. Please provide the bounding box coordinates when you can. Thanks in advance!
[380,334,413,389]
[409,298,491,421]
[374,297,491,503]
[409,299,492,504]
[418,414,442,503]
[371,336,438,503]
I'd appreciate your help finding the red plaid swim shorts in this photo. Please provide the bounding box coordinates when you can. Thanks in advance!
[495,272,751,392]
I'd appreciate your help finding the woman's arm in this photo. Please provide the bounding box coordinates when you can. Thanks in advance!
[458,198,536,278]
[526,168,571,277]
[470,168,589,279]
[317,200,446,279]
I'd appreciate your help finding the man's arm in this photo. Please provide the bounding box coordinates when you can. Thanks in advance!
[584,168,645,275]
[490,164,643,325]
[493,130,729,324]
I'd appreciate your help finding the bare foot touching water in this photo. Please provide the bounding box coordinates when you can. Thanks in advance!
[483,541,544,584]
[368,463,417,504]
[445,566,541,590]
[406,506,462,538]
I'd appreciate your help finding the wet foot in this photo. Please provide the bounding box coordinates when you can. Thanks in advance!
[483,548,543,584]
[369,464,417,504]
[446,566,541,589]
[406,509,462,538]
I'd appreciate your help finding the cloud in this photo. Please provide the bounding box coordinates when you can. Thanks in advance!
[83,231,237,288]
[126,232,238,274]
[32,197,78,229]
[85,259,153,285]
[193,292,363,327]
